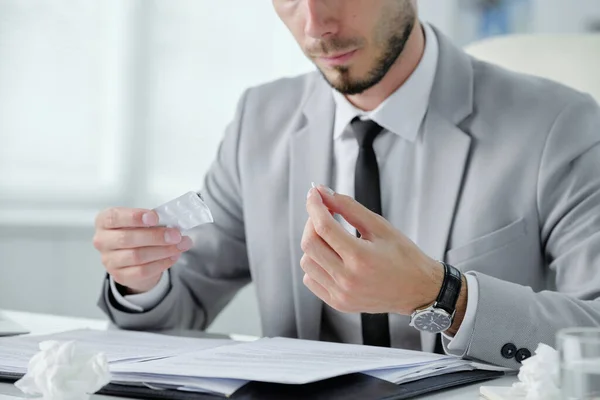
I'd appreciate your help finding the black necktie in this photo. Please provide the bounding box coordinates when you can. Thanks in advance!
[351,117,391,348]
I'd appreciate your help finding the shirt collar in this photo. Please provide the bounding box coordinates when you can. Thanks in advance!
[332,22,439,142]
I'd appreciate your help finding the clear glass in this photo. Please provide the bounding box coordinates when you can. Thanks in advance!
[558,328,600,400]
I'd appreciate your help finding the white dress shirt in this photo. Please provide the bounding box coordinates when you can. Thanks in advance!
[111,22,477,355]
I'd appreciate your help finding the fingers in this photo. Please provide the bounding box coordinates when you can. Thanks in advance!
[306,188,360,258]
[300,254,335,289]
[302,273,332,304]
[95,206,187,294]
[94,227,185,251]
[111,258,176,289]
[301,218,344,279]
[107,238,193,269]
[315,186,388,239]
[96,207,158,229]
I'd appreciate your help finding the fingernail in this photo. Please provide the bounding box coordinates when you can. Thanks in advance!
[170,254,181,262]
[143,212,158,226]
[164,229,182,244]
[312,183,335,196]
[320,185,335,196]
[177,236,193,251]
[307,187,315,199]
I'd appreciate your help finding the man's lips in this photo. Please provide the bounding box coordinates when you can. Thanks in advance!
[318,49,358,66]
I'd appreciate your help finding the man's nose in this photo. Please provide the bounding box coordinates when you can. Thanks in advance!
[304,0,339,39]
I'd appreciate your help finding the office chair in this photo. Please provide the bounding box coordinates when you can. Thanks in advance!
[464,33,600,103]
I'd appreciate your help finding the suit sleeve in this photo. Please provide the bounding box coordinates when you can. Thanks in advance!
[97,90,252,331]
[464,94,600,368]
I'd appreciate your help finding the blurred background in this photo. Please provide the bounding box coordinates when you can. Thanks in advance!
[1,0,599,336]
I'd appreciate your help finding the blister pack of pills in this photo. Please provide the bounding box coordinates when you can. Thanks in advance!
[153,191,214,231]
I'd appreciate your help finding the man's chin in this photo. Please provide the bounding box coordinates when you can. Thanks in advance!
[321,73,372,96]
[318,67,345,83]
[317,69,356,94]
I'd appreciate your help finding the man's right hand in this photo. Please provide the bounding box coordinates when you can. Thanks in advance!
[93,207,193,294]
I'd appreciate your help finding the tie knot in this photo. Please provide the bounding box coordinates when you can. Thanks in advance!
[350,118,384,148]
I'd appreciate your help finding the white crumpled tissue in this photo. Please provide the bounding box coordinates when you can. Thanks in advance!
[15,340,110,400]
[509,343,561,400]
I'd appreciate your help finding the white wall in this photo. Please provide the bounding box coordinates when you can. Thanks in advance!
[419,0,458,38]
[532,0,600,33]
[1,0,597,337]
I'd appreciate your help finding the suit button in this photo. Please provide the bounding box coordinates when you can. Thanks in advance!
[501,343,517,359]
[515,348,532,363]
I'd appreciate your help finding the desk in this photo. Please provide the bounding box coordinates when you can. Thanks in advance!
[0,310,517,399]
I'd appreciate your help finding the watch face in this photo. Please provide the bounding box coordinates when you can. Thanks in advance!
[411,310,452,333]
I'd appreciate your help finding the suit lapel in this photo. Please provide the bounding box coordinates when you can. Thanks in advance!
[418,27,475,352]
[416,113,472,263]
[417,26,475,262]
[289,75,335,340]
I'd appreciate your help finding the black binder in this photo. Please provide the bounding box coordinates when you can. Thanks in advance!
[1,369,503,399]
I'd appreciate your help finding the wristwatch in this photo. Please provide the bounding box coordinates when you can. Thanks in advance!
[409,262,462,334]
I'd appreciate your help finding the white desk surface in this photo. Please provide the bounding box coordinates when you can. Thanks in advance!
[0,309,517,399]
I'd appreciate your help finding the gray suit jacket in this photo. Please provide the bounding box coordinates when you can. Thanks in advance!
[99,28,600,368]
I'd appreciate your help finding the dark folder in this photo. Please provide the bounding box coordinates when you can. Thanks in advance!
[1,369,503,399]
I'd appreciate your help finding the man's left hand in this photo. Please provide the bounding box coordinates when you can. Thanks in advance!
[301,185,462,324]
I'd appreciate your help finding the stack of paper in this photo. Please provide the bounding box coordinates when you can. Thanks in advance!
[0,329,244,396]
[365,359,475,384]
[0,329,232,374]
[110,337,475,395]
[0,330,482,397]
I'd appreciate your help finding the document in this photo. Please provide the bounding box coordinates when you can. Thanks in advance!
[1,331,480,397]
[111,336,466,384]
[114,376,249,397]
[365,359,475,384]
[0,338,41,373]
[0,329,232,374]
[9,329,231,362]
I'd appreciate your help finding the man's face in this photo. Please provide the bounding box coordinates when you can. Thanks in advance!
[273,0,417,95]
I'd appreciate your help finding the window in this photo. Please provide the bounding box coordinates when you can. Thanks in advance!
[0,0,134,212]
[0,0,313,224]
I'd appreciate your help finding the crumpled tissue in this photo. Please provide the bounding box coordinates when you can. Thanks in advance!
[509,343,561,400]
[15,340,110,400]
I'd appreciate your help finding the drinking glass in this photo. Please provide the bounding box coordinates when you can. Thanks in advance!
[558,327,600,400]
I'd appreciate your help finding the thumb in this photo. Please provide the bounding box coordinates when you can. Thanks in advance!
[314,184,387,240]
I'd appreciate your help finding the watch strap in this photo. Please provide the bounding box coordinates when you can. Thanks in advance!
[435,262,462,315]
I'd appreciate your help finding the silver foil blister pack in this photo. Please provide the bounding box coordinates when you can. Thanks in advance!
[153,191,214,231]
